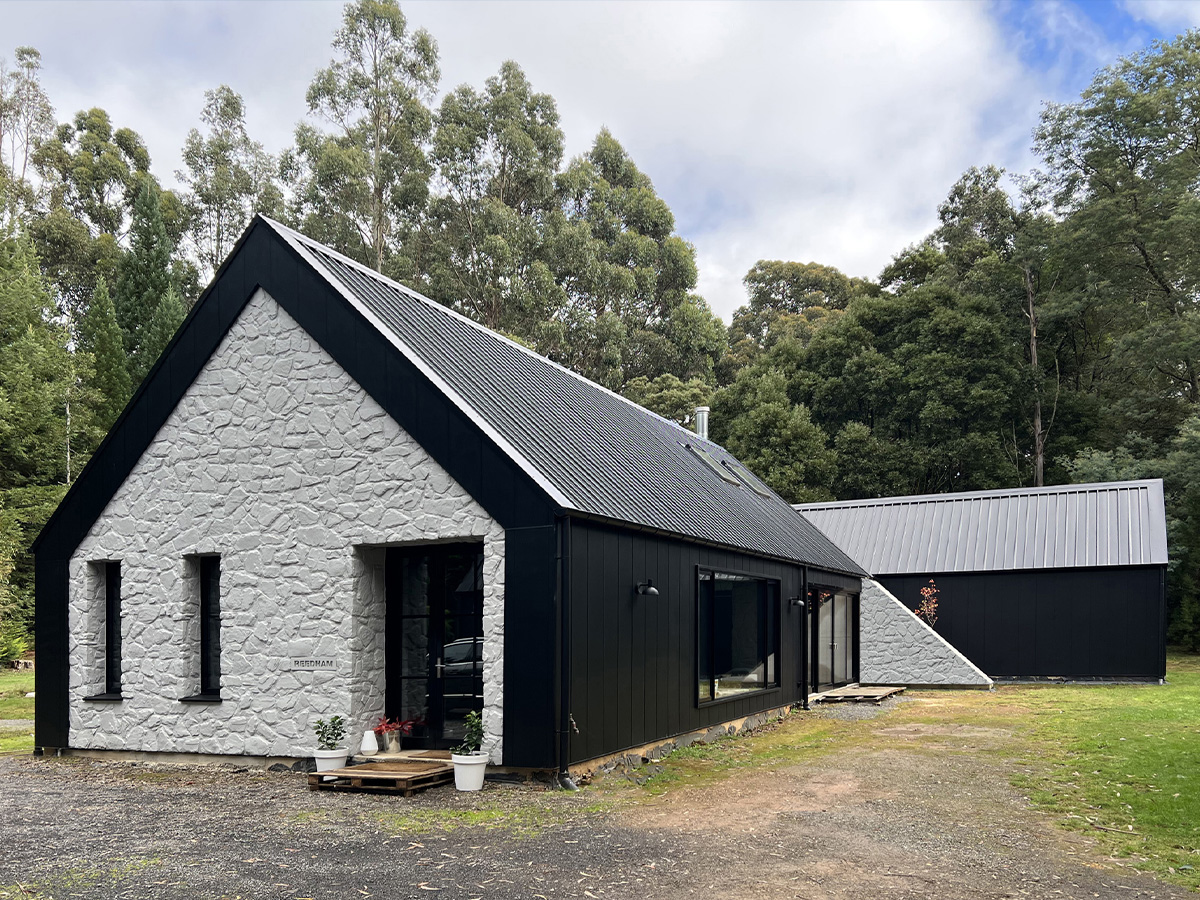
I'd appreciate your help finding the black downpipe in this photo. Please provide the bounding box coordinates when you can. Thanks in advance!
[800,567,809,710]
[555,516,577,789]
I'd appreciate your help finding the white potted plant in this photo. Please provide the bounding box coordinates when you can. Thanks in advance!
[450,711,489,791]
[312,715,349,776]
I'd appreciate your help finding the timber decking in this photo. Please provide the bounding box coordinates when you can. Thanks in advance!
[308,760,454,796]
[812,685,906,704]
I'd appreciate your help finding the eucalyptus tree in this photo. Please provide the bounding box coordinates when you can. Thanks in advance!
[285,0,439,274]
[178,85,282,277]
[423,60,565,336]
[0,46,54,214]
[547,128,725,389]
[33,107,152,240]
[1036,32,1200,430]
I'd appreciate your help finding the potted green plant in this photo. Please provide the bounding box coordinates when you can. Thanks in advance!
[450,710,489,791]
[312,715,349,776]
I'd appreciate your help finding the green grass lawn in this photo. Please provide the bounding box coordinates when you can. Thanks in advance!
[621,653,1200,892]
[1015,653,1200,888]
[0,669,33,719]
[0,669,35,755]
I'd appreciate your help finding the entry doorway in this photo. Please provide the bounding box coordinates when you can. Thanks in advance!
[385,543,484,749]
[811,589,857,691]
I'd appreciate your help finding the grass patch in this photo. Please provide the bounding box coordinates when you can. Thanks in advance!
[0,669,34,720]
[611,708,874,797]
[0,857,163,899]
[367,796,609,838]
[1012,654,1200,889]
[628,654,1200,892]
[0,724,34,753]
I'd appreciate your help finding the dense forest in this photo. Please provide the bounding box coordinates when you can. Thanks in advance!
[2,3,1199,655]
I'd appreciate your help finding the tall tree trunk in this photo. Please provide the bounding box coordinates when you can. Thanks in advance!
[1025,264,1044,487]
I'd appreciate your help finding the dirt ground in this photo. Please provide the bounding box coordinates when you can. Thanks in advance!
[0,702,1192,899]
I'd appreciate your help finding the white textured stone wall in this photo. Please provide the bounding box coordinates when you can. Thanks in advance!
[69,288,507,761]
[859,579,991,687]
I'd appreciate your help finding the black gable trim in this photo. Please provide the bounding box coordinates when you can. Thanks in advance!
[34,219,557,750]
[36,219,557,559]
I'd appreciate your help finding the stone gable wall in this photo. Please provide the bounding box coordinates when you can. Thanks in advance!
[69,288,506,760]
[859,579,991,687]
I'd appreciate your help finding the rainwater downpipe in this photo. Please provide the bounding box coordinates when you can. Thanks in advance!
[555,515,578,790]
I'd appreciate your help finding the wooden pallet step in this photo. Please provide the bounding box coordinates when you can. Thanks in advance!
[307,760,455,795]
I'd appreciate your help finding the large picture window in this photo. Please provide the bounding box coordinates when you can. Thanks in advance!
[697,569,779,703]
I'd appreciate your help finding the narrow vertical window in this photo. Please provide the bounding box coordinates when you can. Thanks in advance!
[199,556,221,697]
[104,561,122,695]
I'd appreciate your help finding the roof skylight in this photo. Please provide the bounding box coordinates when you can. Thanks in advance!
[684,443,741,486]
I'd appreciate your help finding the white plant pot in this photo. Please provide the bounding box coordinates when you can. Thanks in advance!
[359,729,378,756]
[451,751,489,791]
[314,748,349,780]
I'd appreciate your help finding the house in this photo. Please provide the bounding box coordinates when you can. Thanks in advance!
[34,216,867,773]
[796,480,1168,681]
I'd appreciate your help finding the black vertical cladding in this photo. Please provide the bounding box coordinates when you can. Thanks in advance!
[502,524,558,768]
[879,567,1166,678]
[34,555,69,749]
[630,535,647,747]
[563,519,852,765]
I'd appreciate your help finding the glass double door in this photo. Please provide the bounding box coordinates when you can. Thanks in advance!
[813,589,856,690]
[385,543,484,749]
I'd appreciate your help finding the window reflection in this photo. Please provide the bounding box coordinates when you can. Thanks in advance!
[698,570,779,702]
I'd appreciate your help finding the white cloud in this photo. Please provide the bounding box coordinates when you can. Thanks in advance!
[1123,0,1200,27]
[1,0,1125,318]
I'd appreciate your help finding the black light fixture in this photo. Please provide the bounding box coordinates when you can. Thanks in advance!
[636,580,660,597]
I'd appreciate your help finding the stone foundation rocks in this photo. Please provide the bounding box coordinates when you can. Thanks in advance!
[583,706,791,783]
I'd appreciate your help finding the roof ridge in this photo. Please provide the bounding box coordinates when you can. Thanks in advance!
[257,216,704,445]
[794,479,1164,511]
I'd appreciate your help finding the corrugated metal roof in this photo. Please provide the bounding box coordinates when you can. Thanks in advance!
[794,480,1168,575]
[266,219,865,575]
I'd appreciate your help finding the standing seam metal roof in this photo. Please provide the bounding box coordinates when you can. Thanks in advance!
[794,480,1168,575]
[266,219,865,575]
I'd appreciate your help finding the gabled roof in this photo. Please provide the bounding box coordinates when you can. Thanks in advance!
[270,219,863,575]
[794,480,1168,575]
[36,215,862,576]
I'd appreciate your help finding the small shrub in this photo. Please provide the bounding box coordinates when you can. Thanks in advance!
[455,710,484,754]
[312,715,346,750]
[915,579,939,626]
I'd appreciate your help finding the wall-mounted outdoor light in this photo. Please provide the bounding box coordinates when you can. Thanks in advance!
[636,580,660,596]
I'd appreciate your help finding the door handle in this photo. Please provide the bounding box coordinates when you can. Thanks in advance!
[434,658,444,678]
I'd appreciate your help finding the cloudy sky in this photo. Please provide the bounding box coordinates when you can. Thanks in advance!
[6,0,1200,319]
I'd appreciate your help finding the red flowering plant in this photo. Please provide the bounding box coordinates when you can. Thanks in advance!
[915,579,940,626]
[374,717,418,738]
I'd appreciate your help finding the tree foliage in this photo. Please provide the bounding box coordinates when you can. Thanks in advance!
[284,0,439,274]
[179,85,282,276]
[78,275,129,431]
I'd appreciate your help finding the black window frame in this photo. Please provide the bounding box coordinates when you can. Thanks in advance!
[696,566,781,707]
[84,560,124,702]
[182,554,223,702]
[104,561,122,695]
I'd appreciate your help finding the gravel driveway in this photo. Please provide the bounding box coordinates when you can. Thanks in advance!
[0,703,1191,899]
